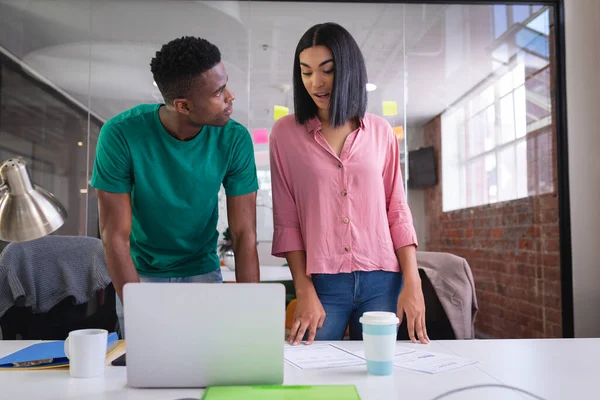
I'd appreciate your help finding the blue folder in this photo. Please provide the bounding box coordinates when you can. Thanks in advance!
[0,332,118,369]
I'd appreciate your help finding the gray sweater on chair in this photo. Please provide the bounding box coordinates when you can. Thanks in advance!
[0,235,111,321]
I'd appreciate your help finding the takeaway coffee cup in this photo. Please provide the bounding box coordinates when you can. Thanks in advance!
[359,311,399,376]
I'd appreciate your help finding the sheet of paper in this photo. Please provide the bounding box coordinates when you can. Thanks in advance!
[392,350,477,374]
[284,344,365,370]
[352,346,415,360]
[352,345,477,374]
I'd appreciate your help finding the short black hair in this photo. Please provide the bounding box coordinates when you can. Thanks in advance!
[293,23,367,128]
[150,36,221,102]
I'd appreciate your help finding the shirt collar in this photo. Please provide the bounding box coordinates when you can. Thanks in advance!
[306,117,322,134]
[305,116,366,134]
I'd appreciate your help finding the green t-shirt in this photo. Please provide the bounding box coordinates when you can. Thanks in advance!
[90,104,258,277]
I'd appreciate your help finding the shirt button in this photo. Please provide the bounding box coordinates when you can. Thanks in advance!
[341,190,347,196]
[343,217,349,224]
[338,162,343,168]
[344,245,351,252]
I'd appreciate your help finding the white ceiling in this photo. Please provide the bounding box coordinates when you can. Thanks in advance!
[0,1,543,138]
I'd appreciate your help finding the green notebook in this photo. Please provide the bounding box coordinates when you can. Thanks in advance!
[201,385,360,400]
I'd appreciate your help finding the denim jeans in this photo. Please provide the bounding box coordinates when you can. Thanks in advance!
[115,268,223,339]
[311,270,402,341]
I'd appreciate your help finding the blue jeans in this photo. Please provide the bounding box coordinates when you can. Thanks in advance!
[311,270,402,341]
[115,268,223,339]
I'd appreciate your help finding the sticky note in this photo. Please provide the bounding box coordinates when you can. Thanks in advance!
[382,101,398,116]
[393,126,403,140]
[273,105,289,121]
[252,129,269,144]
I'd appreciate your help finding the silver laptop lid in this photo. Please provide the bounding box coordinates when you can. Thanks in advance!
[123,282,285,388]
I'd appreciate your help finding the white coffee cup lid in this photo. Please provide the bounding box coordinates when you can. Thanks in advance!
[359,311,399,325]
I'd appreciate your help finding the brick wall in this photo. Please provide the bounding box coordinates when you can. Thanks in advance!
[423,116,562,338]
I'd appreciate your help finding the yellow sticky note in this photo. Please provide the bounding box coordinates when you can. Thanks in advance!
[393,126,403,141]
[382,101,398,116]
[273,105,289,121]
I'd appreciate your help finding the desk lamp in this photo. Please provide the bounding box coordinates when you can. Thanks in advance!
[0,157,67,242]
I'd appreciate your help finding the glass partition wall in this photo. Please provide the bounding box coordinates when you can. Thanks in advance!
[0,0,568,339]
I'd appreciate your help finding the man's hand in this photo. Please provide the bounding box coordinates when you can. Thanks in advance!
[288,289,326,345]
[397,276,429,344]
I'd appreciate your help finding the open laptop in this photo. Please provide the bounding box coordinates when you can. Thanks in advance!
[123,282,285,388]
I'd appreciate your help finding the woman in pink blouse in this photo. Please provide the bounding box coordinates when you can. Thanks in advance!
[270,22,429,345]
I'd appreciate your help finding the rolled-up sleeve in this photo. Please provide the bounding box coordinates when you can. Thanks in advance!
[383,129,419,250]
[269,134,305,258]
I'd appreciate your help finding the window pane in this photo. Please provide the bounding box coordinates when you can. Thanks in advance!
[498,146,517,202]
[482,86,495,110]
[512,5,530,24]
[528,9,550,36]
[492,43,509,65]
[498,69,513,98]
[525,66,552,130]
[494,5,508,39]
[513,62,526,87]
[484,106,496,151]
[468,158,486,208]
[471,86,494,115]
[516,140,528,198]
[467,113,483,157]
[485,154,497,204]
[514,86,527,138]
[442,110,464,212]
[499,93,516,144]
[516,26,550,59]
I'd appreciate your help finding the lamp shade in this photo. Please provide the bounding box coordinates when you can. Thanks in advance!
[0,158,67,242]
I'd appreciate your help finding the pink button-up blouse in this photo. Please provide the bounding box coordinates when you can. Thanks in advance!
[269,113,418,275]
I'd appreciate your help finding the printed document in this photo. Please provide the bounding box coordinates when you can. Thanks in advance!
[284,344,365,370]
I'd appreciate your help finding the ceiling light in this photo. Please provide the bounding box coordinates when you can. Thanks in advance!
[77,141,83,147]
[366,83,377,92]
[153,81,158,87]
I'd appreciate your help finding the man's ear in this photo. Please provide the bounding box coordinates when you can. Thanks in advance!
[173,99,190,115]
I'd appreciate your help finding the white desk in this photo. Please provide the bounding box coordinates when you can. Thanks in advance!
[220,265,292,282]
[0,339,596,400]
[438,338,600,400]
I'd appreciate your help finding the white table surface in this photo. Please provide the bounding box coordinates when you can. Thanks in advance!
[438,338,600,400]
[220,265,292,282]
[1,338,596,400]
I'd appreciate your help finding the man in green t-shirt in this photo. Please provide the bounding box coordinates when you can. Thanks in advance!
[91,36,260,338]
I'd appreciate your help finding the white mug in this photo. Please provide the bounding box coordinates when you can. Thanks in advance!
[64,329,108,378]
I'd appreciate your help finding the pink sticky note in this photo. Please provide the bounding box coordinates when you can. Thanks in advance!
[252,128,269,144]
